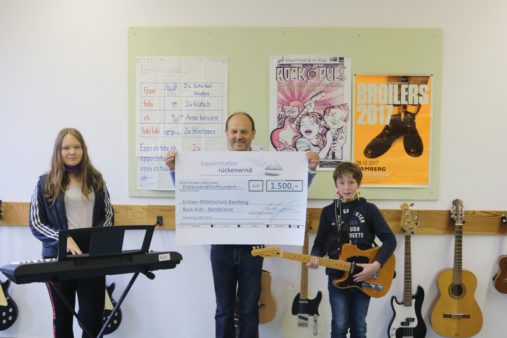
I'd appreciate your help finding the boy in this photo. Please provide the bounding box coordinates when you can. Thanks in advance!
[307,161,396,338]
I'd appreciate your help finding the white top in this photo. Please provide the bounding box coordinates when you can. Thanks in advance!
[65,185,95,229]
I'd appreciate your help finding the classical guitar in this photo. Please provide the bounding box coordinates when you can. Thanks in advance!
[258,270,276,324]
[281,218,326,338]
[252,244,395,298]
[388,203,426,338]
[102,283,122,334]
[234,269,276,337]
[493,255,507,293]
[430,199,483,338]
[0,279,18,330]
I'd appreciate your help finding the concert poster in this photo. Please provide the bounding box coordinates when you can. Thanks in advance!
[269,56,352,169]
[353,75,433,187]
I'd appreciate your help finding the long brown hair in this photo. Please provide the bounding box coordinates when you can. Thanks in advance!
[44,128,104,203]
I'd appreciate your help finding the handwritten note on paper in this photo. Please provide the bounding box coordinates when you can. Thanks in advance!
[135,57,228,190]
[175,151,309,245]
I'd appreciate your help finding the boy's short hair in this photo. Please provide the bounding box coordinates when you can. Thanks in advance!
[333,162,363,185]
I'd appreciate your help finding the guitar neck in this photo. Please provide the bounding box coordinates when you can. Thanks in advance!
[453,222,463,285]
[279,251,351,273]
[403,234,413,306]
[300,224,310,300]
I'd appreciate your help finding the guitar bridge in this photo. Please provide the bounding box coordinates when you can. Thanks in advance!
[443,313,471,319]
[297,314,309,327]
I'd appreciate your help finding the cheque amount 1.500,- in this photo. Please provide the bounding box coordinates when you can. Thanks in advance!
[266,180,304,192]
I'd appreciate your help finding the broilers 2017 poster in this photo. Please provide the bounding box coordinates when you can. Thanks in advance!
[269,56,352,169]
[354,75,432,187]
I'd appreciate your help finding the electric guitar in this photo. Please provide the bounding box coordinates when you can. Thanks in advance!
[388,203,426,338]
[102,283,122,334]
[252,244,395,298]
[0,279,18,330]
[281,219,326,338]
[493,255,507,293]
[430,199,483,338]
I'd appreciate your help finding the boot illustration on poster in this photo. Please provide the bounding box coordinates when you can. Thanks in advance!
[363,76,427,159]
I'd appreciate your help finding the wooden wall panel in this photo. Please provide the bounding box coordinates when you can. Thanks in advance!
[1,202,506,234]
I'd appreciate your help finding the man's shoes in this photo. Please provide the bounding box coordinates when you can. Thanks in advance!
[363,114,403,158]
[403,111,423,157]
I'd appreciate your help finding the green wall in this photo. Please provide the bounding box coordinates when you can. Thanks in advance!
[128,27,442,200]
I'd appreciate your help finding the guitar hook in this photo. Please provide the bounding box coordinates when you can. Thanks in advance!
[155,215,163,227]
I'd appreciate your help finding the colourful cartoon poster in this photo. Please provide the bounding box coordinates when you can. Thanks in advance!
[353,75,432,187]
[269,56,352,169]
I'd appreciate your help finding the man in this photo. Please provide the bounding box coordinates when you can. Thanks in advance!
[166,112,319,338]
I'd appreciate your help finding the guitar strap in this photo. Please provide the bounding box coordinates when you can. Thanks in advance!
[333,198,354,253]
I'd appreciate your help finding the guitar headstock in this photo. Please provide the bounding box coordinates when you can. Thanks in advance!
[251,246,281,258]
[400,202,418,234]
[451,199,465,225]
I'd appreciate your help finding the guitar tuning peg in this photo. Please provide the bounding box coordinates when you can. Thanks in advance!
[501,214,507,224]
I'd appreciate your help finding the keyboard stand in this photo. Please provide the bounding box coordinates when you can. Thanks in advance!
[50,270,155,338]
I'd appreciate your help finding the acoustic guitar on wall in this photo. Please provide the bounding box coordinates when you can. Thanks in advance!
[430,199,483,338]
[258,269,276,324]
[234,269,276,337]
[388,203,426,338]
[493,253,507,293]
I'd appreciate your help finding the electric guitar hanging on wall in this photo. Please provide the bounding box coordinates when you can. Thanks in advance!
[388,203,426,338]
[0,279,18,331]
[102,283,122,334]
[280,218,326,338]
[430,199,483,338]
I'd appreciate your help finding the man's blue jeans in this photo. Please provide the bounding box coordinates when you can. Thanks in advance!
[328,276,371,338]
[211,245,263,338]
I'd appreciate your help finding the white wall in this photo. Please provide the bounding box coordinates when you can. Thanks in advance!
[1,0,506,337]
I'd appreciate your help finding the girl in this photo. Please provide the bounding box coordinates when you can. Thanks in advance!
[29,128,113,338]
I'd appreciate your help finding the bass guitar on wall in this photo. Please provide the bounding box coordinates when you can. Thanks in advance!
[388,203,426,338]
[430,199,483,338]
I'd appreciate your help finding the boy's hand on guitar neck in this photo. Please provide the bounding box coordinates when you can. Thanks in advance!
[354,261,381,282]
[306,256,320,269]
